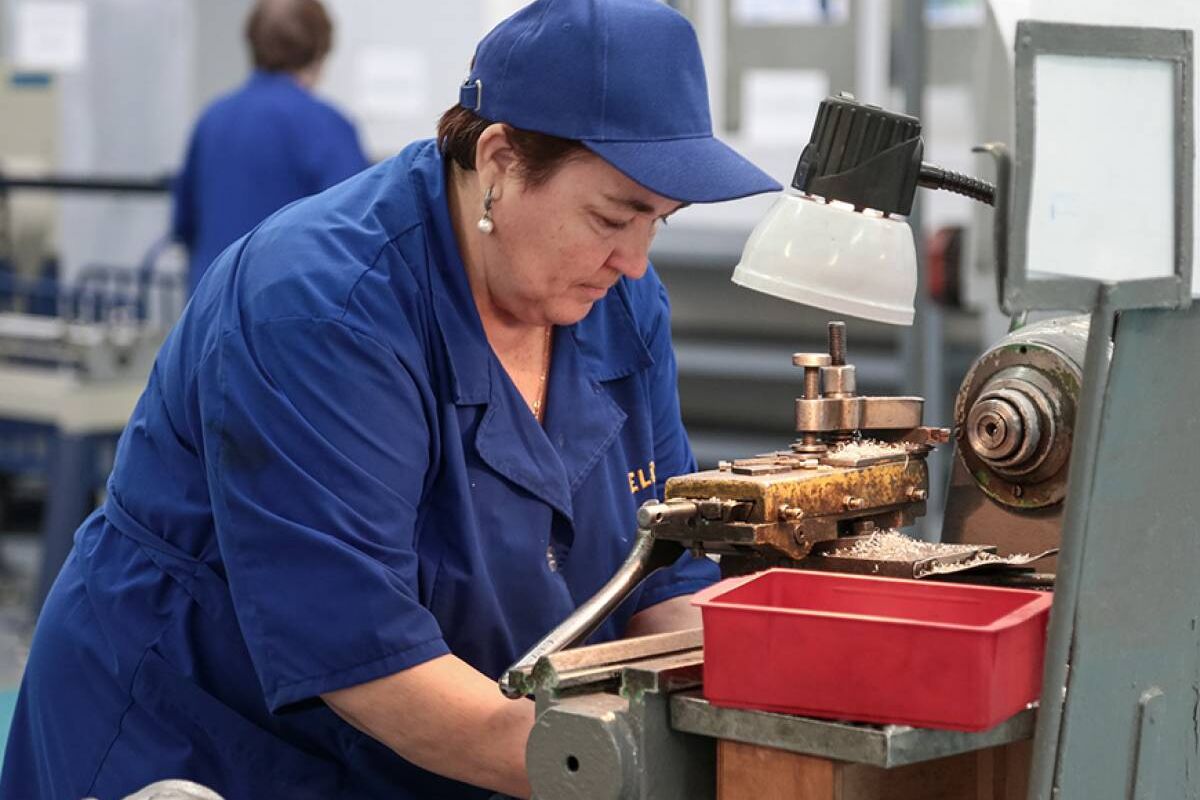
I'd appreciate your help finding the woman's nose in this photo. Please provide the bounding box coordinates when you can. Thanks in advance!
[607,229,653,279]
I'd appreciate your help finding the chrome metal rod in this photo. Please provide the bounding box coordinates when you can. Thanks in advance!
[499,528,684,698]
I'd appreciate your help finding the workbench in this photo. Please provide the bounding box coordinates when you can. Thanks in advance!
[0,363,144,613]
[521,629,1035,799]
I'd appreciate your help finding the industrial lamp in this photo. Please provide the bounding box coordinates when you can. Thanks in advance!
[733,93,996,325]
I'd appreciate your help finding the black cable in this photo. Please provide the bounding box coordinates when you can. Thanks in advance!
[918,163,995,206]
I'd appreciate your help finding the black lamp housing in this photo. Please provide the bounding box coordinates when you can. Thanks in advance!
[794,93,996,214]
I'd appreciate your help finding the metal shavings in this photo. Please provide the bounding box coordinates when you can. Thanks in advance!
[828,439,914,461]
[827,530,978,562]
[917,550,1034,577]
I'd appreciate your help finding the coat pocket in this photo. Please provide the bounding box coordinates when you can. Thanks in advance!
[89,649,344,800]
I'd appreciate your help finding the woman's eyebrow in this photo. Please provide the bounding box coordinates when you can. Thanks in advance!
[600,192,657,215]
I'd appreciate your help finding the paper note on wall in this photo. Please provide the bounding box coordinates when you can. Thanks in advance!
[733,0,847,26]
[741,69,829,147]
[13,0,88,72]
[355,47,430,120]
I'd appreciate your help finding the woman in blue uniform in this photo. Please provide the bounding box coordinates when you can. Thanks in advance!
[2,1,780,797]
[172,0,369,293]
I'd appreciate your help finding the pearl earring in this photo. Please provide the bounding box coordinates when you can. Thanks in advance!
[477,187,495,234]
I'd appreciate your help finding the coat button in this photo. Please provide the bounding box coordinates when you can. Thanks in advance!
[546,545,559,572]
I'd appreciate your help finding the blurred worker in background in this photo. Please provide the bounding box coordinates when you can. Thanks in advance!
[172,0,369,293]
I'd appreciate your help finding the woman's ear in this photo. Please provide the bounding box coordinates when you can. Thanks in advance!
[474,123,518,200]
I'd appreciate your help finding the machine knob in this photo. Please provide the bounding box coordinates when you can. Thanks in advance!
[953,316,1087,509]
[968,398,1022,457]
[965,378,1058,479]
[966,388,1043,471]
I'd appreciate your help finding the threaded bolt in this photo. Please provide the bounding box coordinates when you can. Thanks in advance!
[828,321,847,366]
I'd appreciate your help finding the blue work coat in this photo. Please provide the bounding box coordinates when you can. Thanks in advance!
[172,70,370,293]
[2,140,717,799]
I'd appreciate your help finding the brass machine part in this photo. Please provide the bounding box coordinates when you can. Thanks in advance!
[793,322,926,452]
[657,453,930,569]
[657,321,942,572]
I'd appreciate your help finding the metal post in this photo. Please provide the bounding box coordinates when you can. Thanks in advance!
[1025,287,1118,800]
[35,432,98,616]
[896,0,946,538]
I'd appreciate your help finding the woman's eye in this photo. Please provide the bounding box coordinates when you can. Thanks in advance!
[596,214,628,230]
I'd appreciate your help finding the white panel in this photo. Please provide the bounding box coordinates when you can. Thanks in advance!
[1027,55,1176,283]
[1024,0,1200,294]
[854,0,891,107]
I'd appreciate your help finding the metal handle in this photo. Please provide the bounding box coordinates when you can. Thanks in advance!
[972,142,1012,314]
[499,528,684,698]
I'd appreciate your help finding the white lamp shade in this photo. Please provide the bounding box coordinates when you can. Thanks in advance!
[732,193,918,326]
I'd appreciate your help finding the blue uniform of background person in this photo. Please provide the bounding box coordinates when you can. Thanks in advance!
[172,70,369,292]
[1,140,718,798]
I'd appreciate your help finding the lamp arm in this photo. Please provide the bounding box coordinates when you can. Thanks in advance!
[917,162,996,206]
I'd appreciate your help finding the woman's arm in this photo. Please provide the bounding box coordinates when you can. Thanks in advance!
[323,654,534,799]
[322,596,698,797]
[625,593,702,638]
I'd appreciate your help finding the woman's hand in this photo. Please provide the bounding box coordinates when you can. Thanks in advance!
[322,654,534,798]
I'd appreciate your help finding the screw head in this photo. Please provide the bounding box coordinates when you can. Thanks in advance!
[792,353,832,368]
[779,504,805,521]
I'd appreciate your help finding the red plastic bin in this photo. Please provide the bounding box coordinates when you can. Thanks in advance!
[692,568,1052,732]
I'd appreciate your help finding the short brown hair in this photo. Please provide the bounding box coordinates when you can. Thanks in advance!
[246,0,333,73]
[437,105,586,188]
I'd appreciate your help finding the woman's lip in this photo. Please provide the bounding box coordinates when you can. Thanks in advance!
[580,284,610,299]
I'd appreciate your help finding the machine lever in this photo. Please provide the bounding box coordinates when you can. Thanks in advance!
[972,142,1012,314]
[499,528,685,698]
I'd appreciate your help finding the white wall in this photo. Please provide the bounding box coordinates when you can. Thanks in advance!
[319,0,502,160]
[53,0,193,285]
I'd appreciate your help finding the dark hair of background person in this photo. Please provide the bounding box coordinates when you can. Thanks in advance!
[246,0,334,73]
[437,105,587,188]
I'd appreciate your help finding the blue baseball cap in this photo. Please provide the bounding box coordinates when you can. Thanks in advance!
[458,0,782,203]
